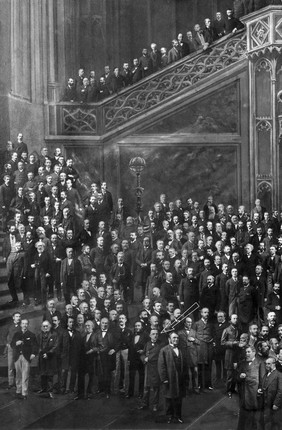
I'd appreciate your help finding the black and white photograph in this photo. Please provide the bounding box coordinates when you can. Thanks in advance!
[1,1,282,429]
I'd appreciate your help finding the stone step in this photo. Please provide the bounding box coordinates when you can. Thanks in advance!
[0,266,6,277]
[0,278,6,286]
[0,286,9,298]
[0,272,7,284]
[0,287,21,301]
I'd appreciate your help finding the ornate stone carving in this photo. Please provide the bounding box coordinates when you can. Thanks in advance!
[275,17,282,40]
[250,19,270,49]
[278,115,282,143]
[103,32,247,131]
[62,106,97,134]
[277,90,282,103]
[256,174,272,179]
[256,119,272,132]
[257,181,272,193]
[255,58,272,73]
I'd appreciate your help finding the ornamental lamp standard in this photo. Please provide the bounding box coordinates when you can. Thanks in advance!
[129,157,146,222]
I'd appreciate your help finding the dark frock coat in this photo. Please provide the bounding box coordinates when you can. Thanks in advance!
[158,344,186,398]
[37,331,58,376]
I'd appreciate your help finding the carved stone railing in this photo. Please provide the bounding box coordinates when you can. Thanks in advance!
[62,105,98,134]
[103,31,247,132]
[241,4,282,57]
[49,29,247,137]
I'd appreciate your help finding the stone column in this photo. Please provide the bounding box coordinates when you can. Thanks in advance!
[242,5,282,210]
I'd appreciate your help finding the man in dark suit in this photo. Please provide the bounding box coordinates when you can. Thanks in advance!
[94,317,118,398]
[111,251,131,303]
[0,175,15,231]
[42,299,62,324]
[60,247,82,304]
[85,196,99,235]
[32,241,52,307]
[168,39,180,64]
[139,48,153,78]
[252,264,267,322]
[62,77,77,102]
[37,320,58,398]
[259,357,282,430]
[158,332,186,423]
[78,244,96,280]
[101,65,113,89]
[161,271,178,307]
[111,67,125,93]
[66,178,82,209]
[159,47,168,68]
[120,62,133,87]
[95,193,112,229]
[52,314,69,394]
[131,58,142,84]
[139,328,162,410]
[225,268,242,317]
[88,77,99,102]
[2,224,20,262]
[178,317,200,395]
[14,132,28,157]
[65,316,82,393]
[177,34,189,58]
[200,275,220,321]
[266,245,280,295]
[135,237,152,301]
[75,320,96,399]
[6,241,24,305]
[128,321,148,398]
[236,345,266,430]
[90,235,106,276]
[237,275,257,333]
[212,311,228,384]
[77,77,91,103]
[194,307,214,391]
[221,314,240,397]
[186,31,196,54]
[115,314,132,396]
[49,233,65,301]
[213,11,226,39]
[202,18,216,45]
[97,77,111,101]
[150,43,161,72]
[193,24,209,50]
[266,283,282,325]
[225,8,244,34]
[11,318,38,399]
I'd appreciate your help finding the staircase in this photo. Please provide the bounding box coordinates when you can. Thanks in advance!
[0,231,25,325]
[0,232,11,304]
[48,29,247,140]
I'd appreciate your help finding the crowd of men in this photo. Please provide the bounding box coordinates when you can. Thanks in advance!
[62,7,246,103]
[62,2,282,103]
[1,134,282,426]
